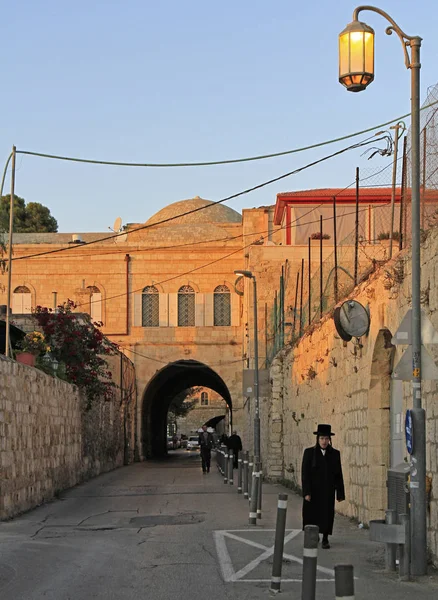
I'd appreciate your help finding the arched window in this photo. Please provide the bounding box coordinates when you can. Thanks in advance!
[142,286,159,327]
[214,284,231,326]
[87,285,102,324]
[12,286,31,314]
[178,285,195,326]
[200,391,209,406]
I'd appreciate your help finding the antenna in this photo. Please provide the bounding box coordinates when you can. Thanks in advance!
[108,217,123,233]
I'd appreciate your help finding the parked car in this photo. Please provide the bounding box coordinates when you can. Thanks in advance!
[167,436,175,450]
[180,435,188,449]
[186,435,200,451]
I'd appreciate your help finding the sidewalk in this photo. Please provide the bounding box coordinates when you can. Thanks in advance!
[0,450,437,599]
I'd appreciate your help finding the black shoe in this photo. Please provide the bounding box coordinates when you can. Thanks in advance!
[207,469,210,473]
[322,538,330,549]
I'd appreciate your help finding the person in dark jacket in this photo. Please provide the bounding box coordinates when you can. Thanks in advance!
[198,425,214,474]
[226,431,243,468]
[301,424,345,549]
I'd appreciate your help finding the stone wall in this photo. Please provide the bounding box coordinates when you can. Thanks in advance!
[266,227,438,565]
[0,356,127,520]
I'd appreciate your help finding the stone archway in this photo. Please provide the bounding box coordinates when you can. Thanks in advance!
[367,328,395,521]
[141,360,233,458]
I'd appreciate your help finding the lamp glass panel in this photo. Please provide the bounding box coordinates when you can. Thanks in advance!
[350,31,365,73]
[364,31,374,74]
[351,74,363,84]
[339,32,350,76]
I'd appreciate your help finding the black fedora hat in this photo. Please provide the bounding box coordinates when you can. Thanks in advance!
[313,424,335,437]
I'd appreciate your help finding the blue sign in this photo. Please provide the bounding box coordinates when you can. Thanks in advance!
[405,409,414,455]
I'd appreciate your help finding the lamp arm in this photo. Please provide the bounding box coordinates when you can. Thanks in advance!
[353,5,421,69]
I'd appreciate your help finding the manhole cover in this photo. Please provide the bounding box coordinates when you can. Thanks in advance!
[131,513,205,527]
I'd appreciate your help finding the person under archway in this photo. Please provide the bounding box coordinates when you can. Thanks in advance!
[226,430,243,469]
[301,424,345,549]
[198,425,214,474]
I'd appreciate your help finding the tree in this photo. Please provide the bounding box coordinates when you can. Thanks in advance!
[0,194,58,233]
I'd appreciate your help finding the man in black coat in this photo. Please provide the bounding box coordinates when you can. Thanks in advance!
[198,425,214,474]
[226,430,243,468]
[301,424,345,549]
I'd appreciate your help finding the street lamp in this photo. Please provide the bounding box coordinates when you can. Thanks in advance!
[234,269,260,460]
[339,6,425,576]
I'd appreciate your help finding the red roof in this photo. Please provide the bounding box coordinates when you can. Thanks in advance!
[274,187,401,225]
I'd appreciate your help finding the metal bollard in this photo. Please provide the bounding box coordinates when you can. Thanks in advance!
[301,524,319,600]
[257,461,262,519]
[223,450,228,484]
[237,456,243,493]
[385,509,397,572]
[399,513,410,581]
[270,494,288,593]
[243,452,249,499]
[228,450,234,485]
[249,460,260,525]
[248,456,254,502]
[334,564,354,600]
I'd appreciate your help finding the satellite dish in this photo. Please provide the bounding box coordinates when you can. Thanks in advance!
[234,276,244,296]
[334,300,370,341]
[113,217,122,233]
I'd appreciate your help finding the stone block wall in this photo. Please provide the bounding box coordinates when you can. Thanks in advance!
[0,356,126,520]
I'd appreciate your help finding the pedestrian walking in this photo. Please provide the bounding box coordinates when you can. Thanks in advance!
[301,424,345,549]
[198,425,214,474]
[226,430,243,468]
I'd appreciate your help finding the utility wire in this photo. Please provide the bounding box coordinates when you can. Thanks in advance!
[11,100,438,168]
[10,134,390,262]
[120,346,247,367]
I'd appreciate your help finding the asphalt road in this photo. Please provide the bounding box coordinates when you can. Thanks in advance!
[1,450,437,599]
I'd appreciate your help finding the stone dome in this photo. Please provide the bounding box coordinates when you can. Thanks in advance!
[145,197,242,227]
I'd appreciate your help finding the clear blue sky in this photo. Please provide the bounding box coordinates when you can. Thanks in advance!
[2,0,438,232]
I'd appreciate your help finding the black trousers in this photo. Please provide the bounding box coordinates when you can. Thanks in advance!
[201,447,211,472]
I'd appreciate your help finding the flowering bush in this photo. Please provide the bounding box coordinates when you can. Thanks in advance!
[34,300,116,408]
[17,331,49,355]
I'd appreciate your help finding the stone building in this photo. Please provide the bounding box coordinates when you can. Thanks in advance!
[174,387,231,437]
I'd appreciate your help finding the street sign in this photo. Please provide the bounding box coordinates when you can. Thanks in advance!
[392,309,438,345]
[392,345,438,380]
[405,409,414,455]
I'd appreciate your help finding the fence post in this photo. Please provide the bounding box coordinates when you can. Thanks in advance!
[249,459,260,525]
[292,270,300,342]
[237,455,243,493]
[270,494,288,593]
[248,456,254,501]
[228,449,234,485]
[399,513,411,581]
[301,524,319,600]
[243,451,249,499]
[334,564,355,600]
[385,509,397,572]
[223,449,228,484]
[257,462,262,519]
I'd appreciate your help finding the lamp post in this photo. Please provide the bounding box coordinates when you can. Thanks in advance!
[339,6,425,576]
[234,269,260,460]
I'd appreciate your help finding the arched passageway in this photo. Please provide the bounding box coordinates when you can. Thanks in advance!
[141,360,232,458]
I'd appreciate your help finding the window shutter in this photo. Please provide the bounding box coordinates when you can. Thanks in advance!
[91,293,102,323]
[168,293,178,327]
[204,293,214,326]
[159,293,169,327]
[23,293,31,314]
[231,293,240,326]
[195,293,205,327]
[133,293,142,326]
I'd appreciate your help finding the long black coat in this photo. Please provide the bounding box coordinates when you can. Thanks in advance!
[301,444,345,535]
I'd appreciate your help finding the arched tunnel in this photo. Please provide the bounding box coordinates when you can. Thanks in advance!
[141,360,232,458]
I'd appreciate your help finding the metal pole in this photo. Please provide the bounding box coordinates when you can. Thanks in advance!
[301,524,318,600]
[243,451,249,499]
[421,126,427,229]
[249,459,260,525]
[319,215,323,318]
[385,509,397,571]
[292,270,300,341]
[399,136,407,251]
[237,455,243,493]
[248,455,254,502]
[223,449,228,484]
[409,36,426,577]
[273,290,278,355]
[333,196,338,304]
[334,565,355,600]
[228,449,234,485]
[308,237,312,325]
[257,460,262,519]
[270,494,288,593]
[5,146,16,358]
[389,122,401,259]
[252,276,261,461]
[280,266,284,348]
[354,167,359,285]
[299,258,304,336]
[399,513,411,581]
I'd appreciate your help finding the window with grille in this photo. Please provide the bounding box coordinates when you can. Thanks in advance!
[200,392,209,406]
[214,284,231,326]
[178,285,195,326]
[12,286,31,314]
[142,286,159,327]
